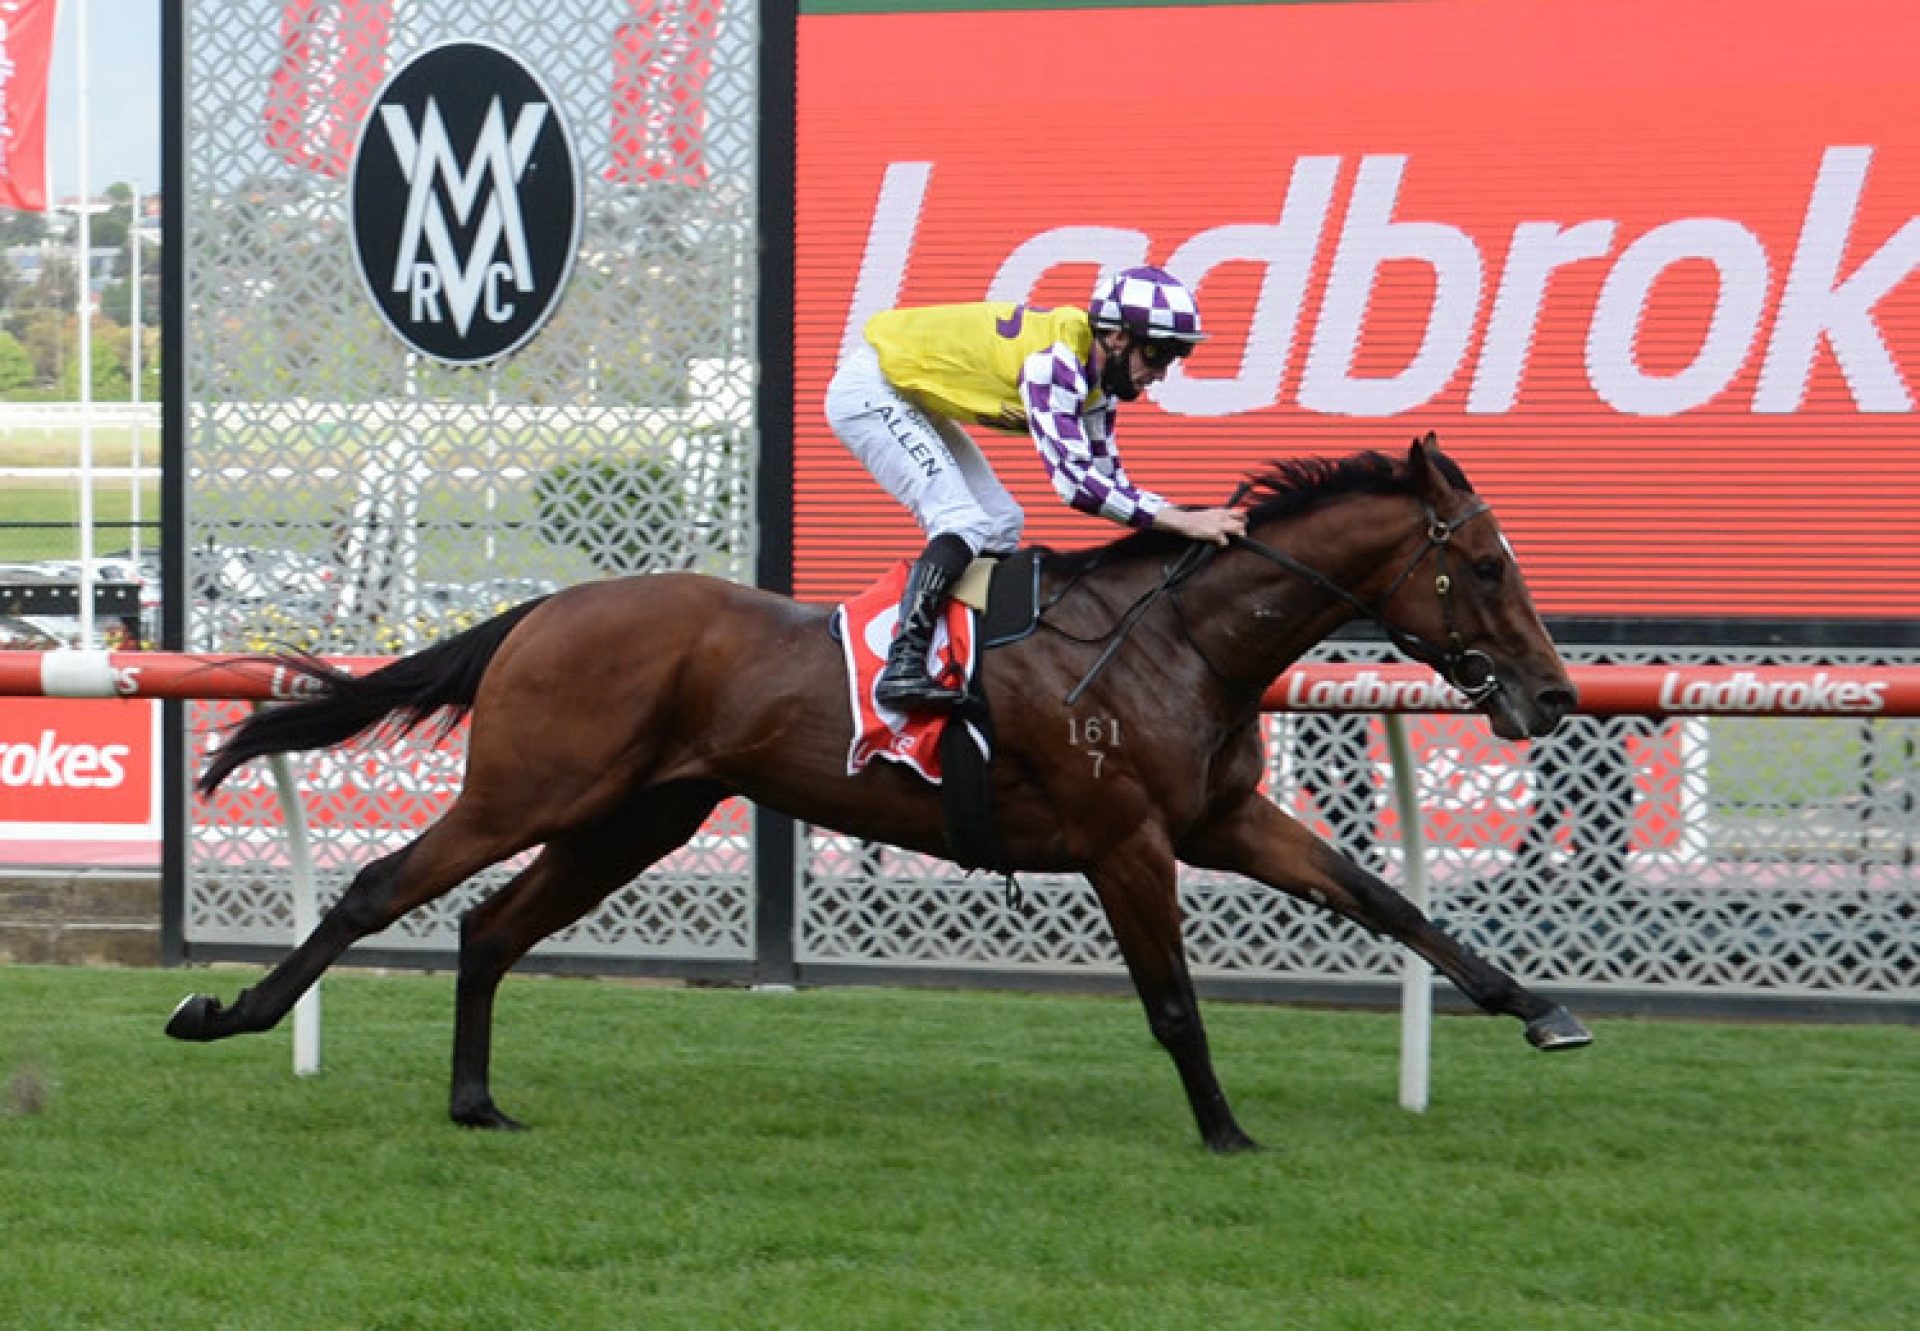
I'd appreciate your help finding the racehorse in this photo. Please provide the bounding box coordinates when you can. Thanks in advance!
[169,433,1591,1153]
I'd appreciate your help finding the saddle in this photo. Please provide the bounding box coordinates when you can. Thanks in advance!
[963,550,1045,649]
[833,551,1043,876]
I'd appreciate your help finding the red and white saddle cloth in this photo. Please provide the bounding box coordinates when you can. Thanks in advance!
[835,559,989,783]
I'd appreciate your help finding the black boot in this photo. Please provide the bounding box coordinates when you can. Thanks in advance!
[876,556,967,712]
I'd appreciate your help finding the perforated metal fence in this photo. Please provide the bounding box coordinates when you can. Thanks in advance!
[178,0,762,963]
[171,5,1914,1016]
[799,638,1918,1012]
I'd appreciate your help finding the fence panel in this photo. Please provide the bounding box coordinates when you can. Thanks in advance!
[178,1,762,965]
[798,641,1918,1012]
[8,647,1912,1013]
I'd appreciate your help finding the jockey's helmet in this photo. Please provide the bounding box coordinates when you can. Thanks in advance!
[1088,266,1206,345]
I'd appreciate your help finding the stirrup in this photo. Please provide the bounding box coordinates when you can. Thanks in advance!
[876,668,965,712]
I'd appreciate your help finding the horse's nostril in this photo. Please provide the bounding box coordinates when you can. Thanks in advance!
[1539,687,1578,720]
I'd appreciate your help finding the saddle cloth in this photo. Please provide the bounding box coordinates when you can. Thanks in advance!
[835,559,991,783]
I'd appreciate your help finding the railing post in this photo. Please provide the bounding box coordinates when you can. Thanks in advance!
[266,744,320,1076]
[1383,714,1432,1113]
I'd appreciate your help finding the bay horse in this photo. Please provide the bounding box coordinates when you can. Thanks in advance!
[170,433,1590,1153]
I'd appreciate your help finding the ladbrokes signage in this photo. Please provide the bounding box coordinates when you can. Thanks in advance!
[0,699,158,844]
[350,40,581,365]
[795,0,1920,621]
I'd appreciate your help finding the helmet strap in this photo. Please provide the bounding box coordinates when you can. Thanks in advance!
[1098,331,1142,402]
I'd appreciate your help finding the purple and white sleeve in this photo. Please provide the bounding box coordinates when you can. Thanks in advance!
[1020,344,1166,529]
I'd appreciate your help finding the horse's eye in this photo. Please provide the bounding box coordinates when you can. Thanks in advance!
[1472,556,1504,585]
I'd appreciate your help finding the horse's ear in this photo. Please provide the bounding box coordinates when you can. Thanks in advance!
[1407,431,1449,499]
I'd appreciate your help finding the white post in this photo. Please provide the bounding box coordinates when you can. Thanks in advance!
[74,0,95,647]
[1677,718,1711,864]
[266,748,322,1076]
[485,366,498,564]
[1384,714,1433,1113]
[128,180,142,572]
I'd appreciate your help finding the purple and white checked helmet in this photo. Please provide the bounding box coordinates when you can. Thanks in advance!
[1088,266,1206,343]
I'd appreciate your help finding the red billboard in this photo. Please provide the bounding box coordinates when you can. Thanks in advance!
[0,699,159,862]
[795,0,1920,621]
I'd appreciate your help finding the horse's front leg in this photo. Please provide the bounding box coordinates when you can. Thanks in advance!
[1182,795,1591,1051]
[1087,829,1258,1154]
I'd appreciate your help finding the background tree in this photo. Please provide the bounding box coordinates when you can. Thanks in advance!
[0,331,34,392]
[9,308,67,388]
[0,209,48,246]
[20,252,77,313]
[87,210,128,254]
[64,320,131,398]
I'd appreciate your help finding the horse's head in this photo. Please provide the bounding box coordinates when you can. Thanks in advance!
[1369,433,1575,740]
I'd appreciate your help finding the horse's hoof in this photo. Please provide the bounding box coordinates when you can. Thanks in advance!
[451,1099,527,1131]
[1525,1005,1593,1051]
[1205,1127,1261,1155]
[165,993,222,1042]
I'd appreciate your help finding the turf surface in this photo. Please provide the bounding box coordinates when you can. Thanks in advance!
[2,966,1914,1329]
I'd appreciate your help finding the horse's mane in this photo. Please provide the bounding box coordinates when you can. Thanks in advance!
[1046,446,1475,573]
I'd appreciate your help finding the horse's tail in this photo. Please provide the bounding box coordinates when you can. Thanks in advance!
[196,596,551,795]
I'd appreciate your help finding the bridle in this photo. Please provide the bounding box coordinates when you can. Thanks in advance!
[1058,492,1504,708]
[1228,496,1502,703]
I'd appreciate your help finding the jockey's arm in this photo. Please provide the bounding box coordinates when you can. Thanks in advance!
[1022,346,1165,528]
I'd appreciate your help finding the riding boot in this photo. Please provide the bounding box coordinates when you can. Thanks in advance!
[876,556,967,712]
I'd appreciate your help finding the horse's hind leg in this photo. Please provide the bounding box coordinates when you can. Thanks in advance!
[166,805,530,1043]
[448,780,726,1130]
[1183,795,1592,1049]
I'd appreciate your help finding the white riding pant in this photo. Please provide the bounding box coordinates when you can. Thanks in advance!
[825,344,1025,556]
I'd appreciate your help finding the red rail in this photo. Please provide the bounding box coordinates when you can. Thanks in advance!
[3,650,1918,717]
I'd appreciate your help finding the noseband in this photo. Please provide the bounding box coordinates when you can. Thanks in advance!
[1230,497,1504,704]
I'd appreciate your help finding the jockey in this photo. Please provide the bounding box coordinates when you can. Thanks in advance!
[825,265,1248,712]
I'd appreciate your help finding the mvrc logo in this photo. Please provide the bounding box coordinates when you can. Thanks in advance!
[350,41,581,365]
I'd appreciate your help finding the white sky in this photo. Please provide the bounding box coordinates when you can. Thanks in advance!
[45,0,161,198]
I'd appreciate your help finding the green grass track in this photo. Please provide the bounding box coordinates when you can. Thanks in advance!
[2,967,1914,1329]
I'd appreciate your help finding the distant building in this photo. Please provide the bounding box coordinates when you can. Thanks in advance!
[3,241,121,290]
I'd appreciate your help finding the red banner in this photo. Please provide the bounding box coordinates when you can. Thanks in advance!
[0,0,58,211]
[796,0,1920,619]
[607,0,717,187]
[262,0,394,178]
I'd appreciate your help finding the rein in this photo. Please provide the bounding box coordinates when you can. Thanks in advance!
[1062,538,1218,706]
[1229,496,1501,703]
[1052,477,1265,704]
[1053,489,1502,708]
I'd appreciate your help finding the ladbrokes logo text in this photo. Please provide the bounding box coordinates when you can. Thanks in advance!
[0,730,129,789]
[845,146,1916,421]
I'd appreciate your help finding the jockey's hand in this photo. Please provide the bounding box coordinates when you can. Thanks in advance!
[1156,505,1247,547]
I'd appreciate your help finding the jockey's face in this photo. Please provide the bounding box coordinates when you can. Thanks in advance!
[1095,330,1185,401]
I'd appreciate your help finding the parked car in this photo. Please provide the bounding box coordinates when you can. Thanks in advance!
[418,576,561,617]
[0,614,67,649]
[0,558,152,645]
[191,545,341,611]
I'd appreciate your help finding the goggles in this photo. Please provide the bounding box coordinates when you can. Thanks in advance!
[1136,339,1194,370]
